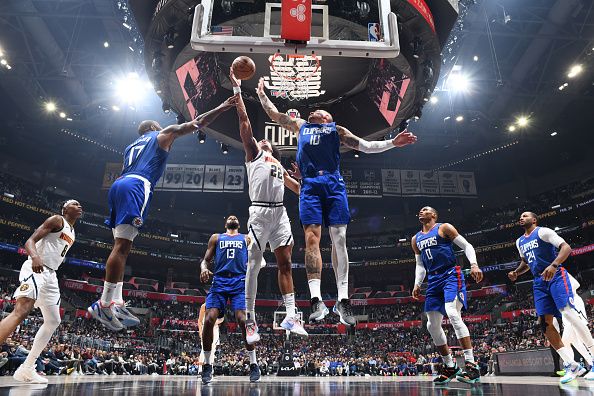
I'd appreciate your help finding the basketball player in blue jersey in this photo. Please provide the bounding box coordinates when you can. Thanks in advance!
[508,212,594,384]
[411,206,483,384]
[199,215,260,384]
[88,97,236,331]
[256,78,417,326]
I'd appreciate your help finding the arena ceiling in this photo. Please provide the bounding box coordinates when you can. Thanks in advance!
[0,0,593,177]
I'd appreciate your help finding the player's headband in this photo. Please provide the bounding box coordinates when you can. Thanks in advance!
[62,199,79,214]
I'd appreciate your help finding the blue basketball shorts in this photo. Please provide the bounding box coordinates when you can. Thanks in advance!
[299,172,351,227]
[533,267,574,317]
[205,275,246,313]
[105,175,152,230]
[424,266,468,316]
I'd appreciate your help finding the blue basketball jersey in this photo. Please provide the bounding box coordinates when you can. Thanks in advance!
[415,223,457,274]
[213,233,248,277]
[517,227,561,276]
[296,122,341,176]
[122,131,168,187]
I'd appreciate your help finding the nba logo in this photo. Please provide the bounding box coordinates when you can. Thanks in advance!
[368,23,381,42]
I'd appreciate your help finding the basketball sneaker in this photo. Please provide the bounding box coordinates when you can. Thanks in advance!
[281,315,309,336]
[333,299,357,326]
[433,364,461,385]
[113,303,140,327]
[456,361,481,384]
[201,364,213,384]
[249,363,261,383]
[87,300,124,331]
[560,362,586,384]
[245,318,260,345]
[585,366,594,380]
[13,365,48,384]
[309,298,329,322]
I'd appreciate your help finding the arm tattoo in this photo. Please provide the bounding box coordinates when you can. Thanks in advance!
[277,114,295,129]
[304,247,322,278]
[340,134,360,150]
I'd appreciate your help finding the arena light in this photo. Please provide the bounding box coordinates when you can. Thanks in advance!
[5,64,11,70]
[0,59,6,66]
[45,101,57,112]
[103,41,109,48]
[551,204,561,209]
[447,69,471,93]
[122,22,132,30]
[66,117,73,121]
[558,83,568,91]
[354,151,360,158]
[170,233,179,238]
[473,55,479,62]
[398,238,407,242]
[508,125,516,132]
[115,72,149,103]
[198,131,206,144]
[455,115,464,122]
[221,143,229,155]
[112,105,120,111]
[59,112,66,118]
[567,64,583,78]
[164,28,175,49]
[516,116,529,127]
[430,96,438,104]
[550,131,558,136]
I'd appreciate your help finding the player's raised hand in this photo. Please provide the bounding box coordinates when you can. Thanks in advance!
[31,256,44,273]
[287,162,302,180]
[200,268,213,283]
[229,66,241,88]
[412,284,421,300]
[541,264,557,282]
[222,95,238,109]
[507,271,518,282]
[470,266,483,283]
[392,130,417,147]
[256,77,265,96]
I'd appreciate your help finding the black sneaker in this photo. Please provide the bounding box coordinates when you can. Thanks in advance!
[433,363,461,384]
[201,363,213,384]
[308,298,329,322]
[333,299,357,326]
[249,363,261,383]
[457,361,481,384]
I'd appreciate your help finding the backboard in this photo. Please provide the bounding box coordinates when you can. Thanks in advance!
[191,0,399,57]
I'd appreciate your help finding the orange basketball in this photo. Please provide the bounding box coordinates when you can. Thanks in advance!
[232,56,256,80]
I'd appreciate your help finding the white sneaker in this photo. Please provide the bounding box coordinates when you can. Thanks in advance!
[113,303,140,327]
[87,300,124,331]
[245,318,260,345]
[585,366,594,381]
[560,362,586,384]
[281,315,309,337]
[13,365,49,384]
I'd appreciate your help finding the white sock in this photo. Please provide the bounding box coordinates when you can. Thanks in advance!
[100,281,117,306]
[283,293,296,316]
[248,349,257,365]
[113,282,124,305]
[203,351,212,364]
[556,346,576,365]
[24,306,61,368]
[442,354,455,368]
[463,349,474,363]
[308,279,322,301]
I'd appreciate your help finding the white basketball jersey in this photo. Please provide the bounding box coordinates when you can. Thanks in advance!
[28,216,75,270]
[245,150,285,203]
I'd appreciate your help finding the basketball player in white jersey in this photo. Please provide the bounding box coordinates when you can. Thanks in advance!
[197,303,224,374]
[0,200,82,383]
[230,69,307,343]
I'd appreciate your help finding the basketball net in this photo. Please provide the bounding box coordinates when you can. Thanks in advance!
[266,53,325,101]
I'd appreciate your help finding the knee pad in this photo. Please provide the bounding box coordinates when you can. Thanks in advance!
[426,312,447,346]
[445,302,470,339]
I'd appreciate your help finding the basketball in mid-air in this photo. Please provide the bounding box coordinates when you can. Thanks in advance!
[231,56,256,80]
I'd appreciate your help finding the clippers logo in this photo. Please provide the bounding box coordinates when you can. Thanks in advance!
[132,217,143,228]
[290,3,307,22]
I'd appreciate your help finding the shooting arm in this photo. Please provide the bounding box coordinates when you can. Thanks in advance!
[257,90,304,133]
[235,93,259,162]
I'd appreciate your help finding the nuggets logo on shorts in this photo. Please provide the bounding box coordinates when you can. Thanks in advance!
[19,284,29,292]
[132,217,143,228]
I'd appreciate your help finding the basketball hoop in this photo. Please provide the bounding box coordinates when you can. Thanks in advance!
[267,53,324,101]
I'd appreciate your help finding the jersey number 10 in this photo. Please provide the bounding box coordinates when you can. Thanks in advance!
[309,135,320,146]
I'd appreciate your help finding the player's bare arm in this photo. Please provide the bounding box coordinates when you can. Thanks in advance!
[440,223,483,283]
[158,97,237,151]
[508,259,530,282]
[200,234,219,283]
[541,241,572,282]
[230,68,259,162]
[336,125,418,152]
[256,77,305,133]
[283,170,300,195]
[25,215,64,273]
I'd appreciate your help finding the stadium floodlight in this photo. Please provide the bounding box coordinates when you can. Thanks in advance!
[550,131,558,136]
[567,64,583,78]
[59,112,66,118]
[473,55,479,62]
[112,105,120,111]
[430,96,438,104]
[0,59,6,66]
[104,41,109,48]
[115,72,150,104]
[508,125,516,132]
[45,102,57,112]
[221,143,229,154]
[516,116,529,127]
[455,115,464,122]
[447,72,471,93]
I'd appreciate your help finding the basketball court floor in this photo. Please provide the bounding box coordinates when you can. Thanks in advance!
[0,375,592,396]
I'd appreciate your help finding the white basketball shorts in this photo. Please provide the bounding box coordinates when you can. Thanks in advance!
[247,206,293,252]
[13,260,61,308]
